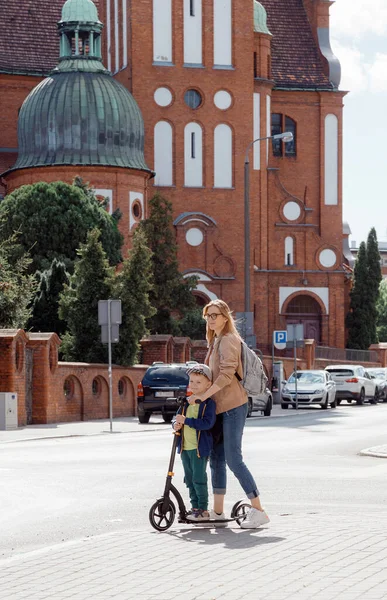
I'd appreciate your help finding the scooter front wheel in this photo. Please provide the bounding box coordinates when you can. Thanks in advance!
[149,498,176,531]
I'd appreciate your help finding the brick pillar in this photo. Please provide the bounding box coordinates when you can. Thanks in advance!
[172,337,192,363]
[27,333,61,424]
[140,335,174,365]
[369,344,387,367]
[0,330,29,426]
[304,339,316,370]
[191,340,208,363]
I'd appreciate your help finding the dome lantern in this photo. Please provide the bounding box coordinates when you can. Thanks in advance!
[253,0,272,35]
[58,0,103,62]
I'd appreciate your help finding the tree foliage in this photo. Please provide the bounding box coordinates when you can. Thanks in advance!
[59,229,114,363]
[0,233,36,329]
[0,179,123,273]
[377,280,387,342]
[139,193,198,334]
[28,259,70,336]
[112,228,155,366]
[177,308,206,340]
[366,227,382,344]
[346,242,372,349]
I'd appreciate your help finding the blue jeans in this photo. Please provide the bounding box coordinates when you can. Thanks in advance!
[210,403,259,499]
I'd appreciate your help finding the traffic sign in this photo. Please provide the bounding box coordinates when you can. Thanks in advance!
[273,330,287,350]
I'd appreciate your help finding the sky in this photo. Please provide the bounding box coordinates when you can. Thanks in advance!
[330,0,387,247]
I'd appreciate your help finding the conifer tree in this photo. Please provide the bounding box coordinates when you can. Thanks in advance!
[59,229,114,362]
[0,234,36,328]
[139,193,198,334]
[112,228,155,365]
[346,242,372,349]
[28,259,70,335]
[376,280,387,342]
[366,227,382,344]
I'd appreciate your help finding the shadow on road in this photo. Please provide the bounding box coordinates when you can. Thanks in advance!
[164,527,285,548]
[245,407,352,429]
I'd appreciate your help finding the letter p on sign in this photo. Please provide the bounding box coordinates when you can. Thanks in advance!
[273,330,287,350]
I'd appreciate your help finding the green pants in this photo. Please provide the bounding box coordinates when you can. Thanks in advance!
[181,450,209,511]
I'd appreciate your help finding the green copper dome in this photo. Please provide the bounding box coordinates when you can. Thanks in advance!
[60,0,100,24]
[254,0,272,35]
[10,0,151,174]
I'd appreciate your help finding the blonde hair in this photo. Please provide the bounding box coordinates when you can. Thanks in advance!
[203,299,242,345]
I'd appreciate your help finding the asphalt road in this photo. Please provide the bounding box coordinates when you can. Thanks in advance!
[1,403,387,560]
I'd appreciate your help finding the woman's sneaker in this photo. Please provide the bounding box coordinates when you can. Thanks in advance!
[209,509,228,527]
[240,507,270,529]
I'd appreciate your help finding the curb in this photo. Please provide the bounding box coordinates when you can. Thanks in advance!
[359,446,387,458]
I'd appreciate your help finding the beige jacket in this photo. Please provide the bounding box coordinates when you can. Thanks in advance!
[205,333,247,414]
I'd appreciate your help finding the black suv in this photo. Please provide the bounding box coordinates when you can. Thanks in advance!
[137,362,198,423]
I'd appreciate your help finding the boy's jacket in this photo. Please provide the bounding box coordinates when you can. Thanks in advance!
[172,398,216,458]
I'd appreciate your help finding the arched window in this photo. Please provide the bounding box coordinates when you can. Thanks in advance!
[184,0,202,65]
[271,114,297,157]
[184,122,203,187]
[214,124,232,188]
[285,236,294,266]
[154,121,173,186]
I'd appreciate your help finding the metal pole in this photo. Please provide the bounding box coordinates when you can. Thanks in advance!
[107,299,113,432]
[244,159,250,317]
[294,336,298,410]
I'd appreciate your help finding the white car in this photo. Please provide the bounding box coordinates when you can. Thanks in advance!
[281,370,337,409]
[324,365,377,405]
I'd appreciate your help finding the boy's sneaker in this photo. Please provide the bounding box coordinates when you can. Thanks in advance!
[187,509,210,521]
[209,509,228,527]
[240,507,270,529]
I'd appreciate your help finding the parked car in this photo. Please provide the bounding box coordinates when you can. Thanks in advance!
[247,388,273,417]
[281,370,337,409]
[367,368,387,402]
[324,365,377,405]
[137,362,198,423]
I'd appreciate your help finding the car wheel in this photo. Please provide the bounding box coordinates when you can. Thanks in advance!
[247,399,253,418]
[357,388,365,406]
[162,413,173,423]
[281,403,289,409]
[337,399,342,405]
[346,399,352,404]
[321,393,328,410]
[138,412,151,424]
[330,395,337,409]
[263,397,272,417]
[369,391,378,405]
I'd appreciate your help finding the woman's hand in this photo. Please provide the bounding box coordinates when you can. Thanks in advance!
[188,395,205,405]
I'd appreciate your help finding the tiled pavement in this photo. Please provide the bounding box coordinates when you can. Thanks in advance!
[1,512,387,600]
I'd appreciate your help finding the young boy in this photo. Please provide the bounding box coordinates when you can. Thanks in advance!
[173,364,216,522]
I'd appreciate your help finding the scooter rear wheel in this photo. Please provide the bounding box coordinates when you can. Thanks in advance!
[231,500,251,526]
[149,498,176,531]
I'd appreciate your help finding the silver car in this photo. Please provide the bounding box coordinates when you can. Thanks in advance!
[247,388,273,418]
[367,368,387,402]
[281,370,337,409]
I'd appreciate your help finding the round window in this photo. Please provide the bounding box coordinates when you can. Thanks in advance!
[184,89,202,109]
[214,90,232,110]
[283,201,301,221]
[154,87,173,107]
[118,378,126,397]
[319,249,337,268]
[132,201,142,219]
[186,228,204,247]
[92,378,101,397]
[64,378,74,400]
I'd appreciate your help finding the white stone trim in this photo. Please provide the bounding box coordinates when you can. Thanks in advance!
[214,124,232,188]
[324,114,339,205]
[184,0,202,65]
[214,0,232,67]
[94,189,113,214]
[154,121,173,186]
[253,93,260,170]
[129,191,144,230]
[153,0,172,63]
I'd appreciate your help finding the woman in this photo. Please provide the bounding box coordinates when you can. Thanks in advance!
[188,299,270,529]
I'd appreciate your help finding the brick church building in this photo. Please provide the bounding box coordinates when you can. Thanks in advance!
[0,0,351,349]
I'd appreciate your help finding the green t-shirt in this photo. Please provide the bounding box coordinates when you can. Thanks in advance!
[183,404,199,451]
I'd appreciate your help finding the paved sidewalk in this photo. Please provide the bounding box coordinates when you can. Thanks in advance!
[1,512,387,600]
[0,405,312,444]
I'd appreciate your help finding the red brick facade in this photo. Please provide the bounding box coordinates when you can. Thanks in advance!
[0,0,350,349]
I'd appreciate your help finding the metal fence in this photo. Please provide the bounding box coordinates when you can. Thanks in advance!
[315,346,378,364]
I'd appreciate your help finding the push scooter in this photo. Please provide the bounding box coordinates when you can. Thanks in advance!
[148,399,251,532]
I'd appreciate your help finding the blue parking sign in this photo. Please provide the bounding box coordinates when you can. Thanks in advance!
[273,330,287,349]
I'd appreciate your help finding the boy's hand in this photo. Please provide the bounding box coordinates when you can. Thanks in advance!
[175,414,185,425]
[174,422,182,431]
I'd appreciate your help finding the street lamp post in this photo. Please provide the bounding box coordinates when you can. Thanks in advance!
[243,131,294,346]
